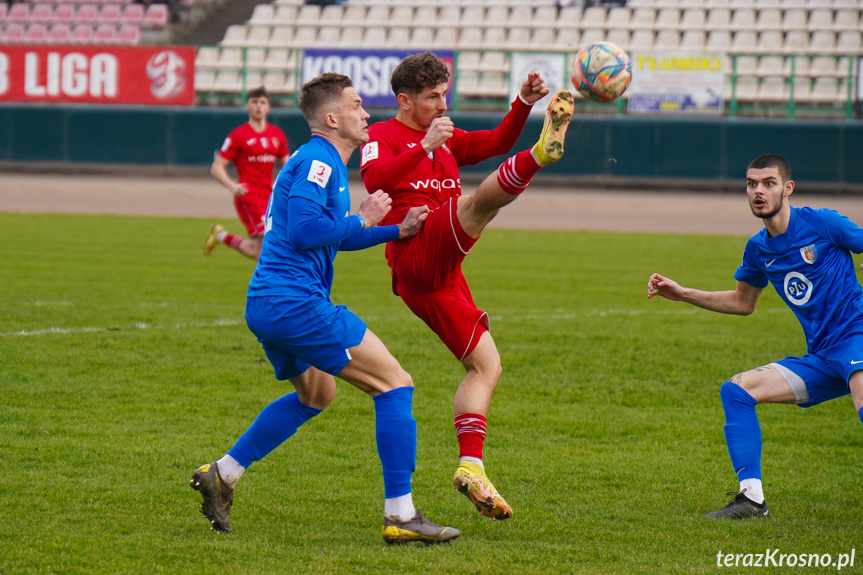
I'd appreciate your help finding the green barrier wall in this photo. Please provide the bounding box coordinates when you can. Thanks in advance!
[1,105,861,189]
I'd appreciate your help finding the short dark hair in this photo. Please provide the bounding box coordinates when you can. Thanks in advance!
[246,86,269,102]
[748,154,792,182]
[299,72,353,123]
[390,51,449,96]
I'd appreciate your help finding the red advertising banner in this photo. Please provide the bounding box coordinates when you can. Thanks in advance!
[0,45,196,105]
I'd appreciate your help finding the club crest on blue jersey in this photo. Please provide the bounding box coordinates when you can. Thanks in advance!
[800,244,817,264]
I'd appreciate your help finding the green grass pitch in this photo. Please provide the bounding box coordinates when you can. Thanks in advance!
[2,212,860,574]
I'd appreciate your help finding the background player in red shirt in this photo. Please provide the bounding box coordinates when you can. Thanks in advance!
[205,86,290,261]
[360,52,574,521]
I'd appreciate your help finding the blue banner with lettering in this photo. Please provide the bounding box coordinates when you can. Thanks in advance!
[301,49,455,108]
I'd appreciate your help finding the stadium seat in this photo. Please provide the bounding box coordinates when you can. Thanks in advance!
[143,3,168,26]
[809,31,836,54]
[262,48,292,71]
[93,23,115,44]
[121,4,143,24]
[788,77,811,102]
[47,23,71,43]
[0,4,7,21]
[580,6,606,29]
[729,8,756,31]
[556,7,582,28]
[485,5,508,26]
[458,51,480,72]
[432,27,457,50]
[807,9,833,32]
[364,6,388,26]
[408,27,434,50]
[705,30,731,52]
[551,27,578,50]
[456,71,481,98]
[268,26,292,48]
[530,27,556,49]
[195,46,219,69]
[30,4,54,23]
[6,3,29,23]
[241,71,264,92]
[755,8,781,30]
[835,31,862,54]
[99,4,122,24]
[729,30,757,53]
[294,4,320,25]
[316,26,340,45]
[478,51,507,73]
[220,25,246,47]
[263,71,290,94]
[604,28,628,49]
[389,6,413,26]
[2,23,25,42]
[782,30,809,54]
[755,76,788,103]
[477,73,508,98]
[386,26,411,48]
[343,5,367,24]
[808,56,837,77]
[482,27,507,50]
[54,4,78,24]
[627,29,653,52]
[654,30,680,50]
[507,6,531,27]
[361,27,385,48]
[320,4,343,24]
[680,8,706,30]
[116,23,139,44]
[412,5,436,26]
[25,23,48,43]
[272,5,297,25]
[703,8,730,30]
[679,30,705,50]
[70,23,93,43]
[437,5,460,24]
[756,55,785,76]
[809,77,839,103]
[245,48,265,70]
[212,70,241,93]
[249,4,274,25]
[338,26,363,47]
[731,76,759,102]
[505,27,530,50]
[533,5,556,25]
[579,28,605,47]
[734,55,758,75]
[755,30,783,54]
[654,8,680,29]
[781,8,806,31]
[833,9,860,32]
[780,0,806,7]
[245,26,270,48]
[458,27,482,50]
[76,4,98,24]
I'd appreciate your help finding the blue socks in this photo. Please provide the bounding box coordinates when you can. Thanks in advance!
[720,381,762,481]
[228,392,322,468]
[859,406,863,425]
[373,387,416,498]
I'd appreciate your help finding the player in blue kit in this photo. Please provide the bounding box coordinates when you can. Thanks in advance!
[648,154,863,519]
[190,72,459,544]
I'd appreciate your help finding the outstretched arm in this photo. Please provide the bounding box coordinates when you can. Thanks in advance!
[647,273,763,316]
[340,205,429,251]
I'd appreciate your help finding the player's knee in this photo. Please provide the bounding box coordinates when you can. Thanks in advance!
[720,380,757,407]
[298,386,336,411]
[393,368,414,390]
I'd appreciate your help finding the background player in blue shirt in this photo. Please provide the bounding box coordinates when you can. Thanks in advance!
[647,154,863,519]
[191,72,459,544]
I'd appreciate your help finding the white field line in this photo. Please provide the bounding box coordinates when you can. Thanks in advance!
[0,307,790,338]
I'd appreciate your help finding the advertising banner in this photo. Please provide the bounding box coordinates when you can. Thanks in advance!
[627,52,724,114]
[0,45,196,105]
[509,52,566,116]
[301,49,455,108]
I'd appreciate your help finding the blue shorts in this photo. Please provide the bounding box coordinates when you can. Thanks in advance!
[245,295,367,380]
[773,332,863,408]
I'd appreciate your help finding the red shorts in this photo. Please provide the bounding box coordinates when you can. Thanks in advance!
[234,190,269,237]
[389,198,488,360]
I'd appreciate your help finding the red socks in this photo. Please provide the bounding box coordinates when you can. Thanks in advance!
[496,149,542,195]
[221,232,244,251]
[454,413,487,460]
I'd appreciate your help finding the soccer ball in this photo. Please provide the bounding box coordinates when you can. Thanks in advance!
[570,42,632,103]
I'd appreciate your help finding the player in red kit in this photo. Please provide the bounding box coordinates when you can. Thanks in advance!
[205,86,290,261]
[360,52,574,521]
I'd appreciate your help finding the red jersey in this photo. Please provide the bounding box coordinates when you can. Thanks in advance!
[360,98,532,230]
[218,122,289,199]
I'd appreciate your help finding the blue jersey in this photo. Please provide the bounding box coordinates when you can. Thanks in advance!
[734,206,863,353]
[248,136,359,298]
